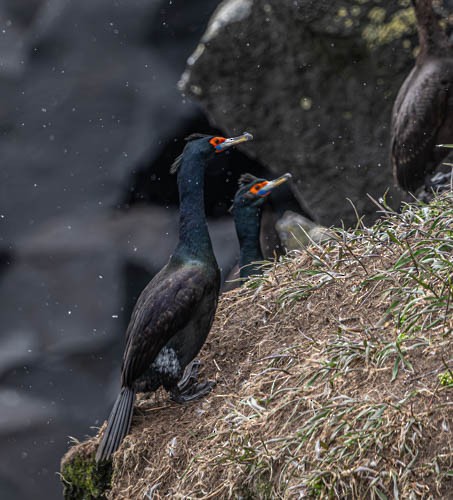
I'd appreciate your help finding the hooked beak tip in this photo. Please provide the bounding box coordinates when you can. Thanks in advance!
[216,131,254,151]
[257,172,292,195]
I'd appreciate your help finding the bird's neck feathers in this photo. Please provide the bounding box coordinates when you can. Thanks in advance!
[174,153,215,263]
[234,204,264,278]
[414,0,450,58]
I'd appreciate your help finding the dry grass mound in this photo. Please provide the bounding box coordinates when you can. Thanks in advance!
[61,193,453,499]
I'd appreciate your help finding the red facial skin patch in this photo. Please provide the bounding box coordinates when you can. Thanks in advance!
[249,181,269,196]
[209,137,226,149]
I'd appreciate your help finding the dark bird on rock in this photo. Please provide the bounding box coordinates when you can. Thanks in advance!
[230,173,291,279]
[391,0,453,192]
[95,132,253,462]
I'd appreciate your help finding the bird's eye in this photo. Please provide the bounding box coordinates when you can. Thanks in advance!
[209,136,226,147]
[249,182,268,194]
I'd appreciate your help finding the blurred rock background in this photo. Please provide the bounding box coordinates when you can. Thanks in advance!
[181,0,416,225]
[0,1,250,498]
[0,0,450,498]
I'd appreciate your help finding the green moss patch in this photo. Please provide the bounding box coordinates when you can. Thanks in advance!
[60,438,112,499]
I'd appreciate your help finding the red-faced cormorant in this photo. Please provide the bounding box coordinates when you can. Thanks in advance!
[95,132,253,462]
[391,0,453,192]
[231,173,291,279]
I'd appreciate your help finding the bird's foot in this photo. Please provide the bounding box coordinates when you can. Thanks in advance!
[177,359,201,392]
[170,380,216,404]
[170,360,215,403]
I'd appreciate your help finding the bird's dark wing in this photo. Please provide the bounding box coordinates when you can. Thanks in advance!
[121,262,217,387]
[391,63,450,191]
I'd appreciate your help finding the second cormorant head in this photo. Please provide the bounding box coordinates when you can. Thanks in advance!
[231,172,293,211]
[170,132,253,173]
[231,172,292,279]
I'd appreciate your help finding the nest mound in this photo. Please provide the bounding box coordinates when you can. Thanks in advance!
[61,193,453,499]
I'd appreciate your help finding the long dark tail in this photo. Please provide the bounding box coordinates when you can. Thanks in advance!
[95,386,136,462]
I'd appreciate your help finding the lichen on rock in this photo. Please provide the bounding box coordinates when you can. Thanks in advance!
[362,6,416,49]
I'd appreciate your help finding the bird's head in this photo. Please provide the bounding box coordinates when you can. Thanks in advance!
[170,132,253,173]
[231,172,292,211]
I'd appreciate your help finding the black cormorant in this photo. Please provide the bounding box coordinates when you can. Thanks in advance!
[391,0,453,192]
[95,132,253,462]
[231,172,291,279]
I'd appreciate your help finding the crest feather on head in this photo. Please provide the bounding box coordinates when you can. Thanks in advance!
[229,173,262,213]
[170,133,212,174]
[184,133,211,141]
[238,173,260,186]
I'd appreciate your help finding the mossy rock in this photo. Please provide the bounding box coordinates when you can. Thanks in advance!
[60,438,112,500]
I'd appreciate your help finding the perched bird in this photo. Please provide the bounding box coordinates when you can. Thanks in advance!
[96,132,253,462]
[231,173,292,279]
[391,0,453,192]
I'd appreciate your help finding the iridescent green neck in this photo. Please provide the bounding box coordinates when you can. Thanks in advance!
[173,153,215,264]
[234,204,263,279]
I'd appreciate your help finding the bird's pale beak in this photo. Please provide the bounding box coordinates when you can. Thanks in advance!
[257,173,292,196]
[215,132,254,152]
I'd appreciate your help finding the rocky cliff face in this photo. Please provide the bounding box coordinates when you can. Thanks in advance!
[179,0,428,225]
